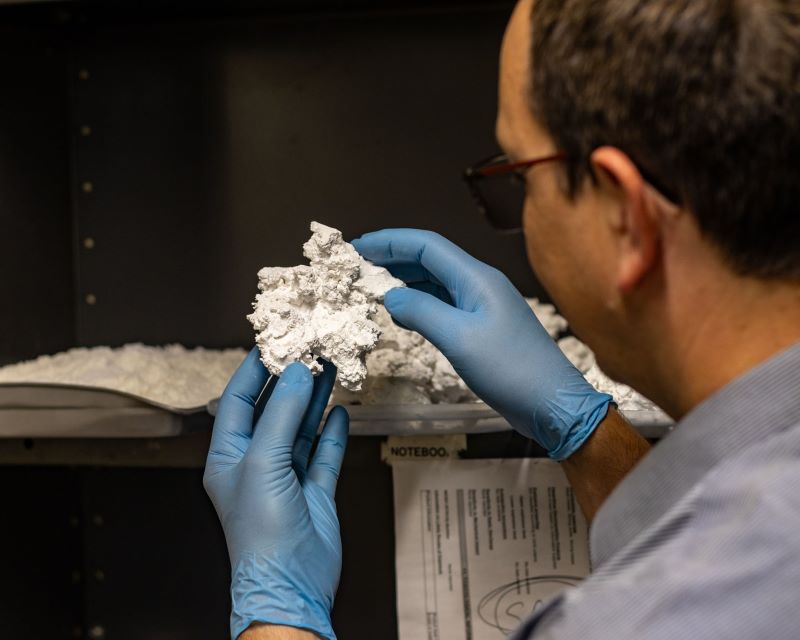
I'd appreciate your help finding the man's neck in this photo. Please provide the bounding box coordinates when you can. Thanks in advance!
[658,272,800,420]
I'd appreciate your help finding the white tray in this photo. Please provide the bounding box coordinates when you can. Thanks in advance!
[0,383,208,438]
[208,398,673,438]
[0,383,673,439]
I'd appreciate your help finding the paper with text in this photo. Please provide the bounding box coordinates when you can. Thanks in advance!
[393,458,590,640]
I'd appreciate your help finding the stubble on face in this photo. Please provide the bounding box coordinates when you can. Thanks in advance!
[496,0,622,362]
[497,1,563,285]
[498,2,579,298]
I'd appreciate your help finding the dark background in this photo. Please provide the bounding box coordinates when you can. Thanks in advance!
[0,1,550,638]
[0,0,539,364]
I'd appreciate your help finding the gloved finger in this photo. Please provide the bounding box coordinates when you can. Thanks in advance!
[390,315,412,332]
[248,362,314,458]
[208,348,269,462]
[408,281,455,307]
[352,229,488,300]
[307,405,349,497]
[385,263,445,288]
[253,375,278,424]
[383,287,467,349]
[293,360,337,479]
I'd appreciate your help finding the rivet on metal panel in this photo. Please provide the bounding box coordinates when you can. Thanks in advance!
[81,181,94,193]
[80,125,92,137]
[92,514,104,526]
[85,293,97,306]
[78,69,90,81]
[88,625,105,639]
[83,237,95,249]
[94,569,105,582]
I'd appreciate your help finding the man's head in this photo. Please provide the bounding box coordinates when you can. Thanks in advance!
[497,0,800,412]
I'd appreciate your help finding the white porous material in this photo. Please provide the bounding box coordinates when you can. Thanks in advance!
[335,298,575,406]
[528,301,660,411]
[0,305,661,416]
[557,335,596,372]
[247,222,405,391]
[332,306,474,405]
[527,298,569,338]
[557,335,658,410]
[0,344,246,409]
[335,295,662,414]
[583,363,658,411]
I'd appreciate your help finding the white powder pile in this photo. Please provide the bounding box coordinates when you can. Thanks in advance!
[536,303,658,410]
[333,306,473,405]
[248,221,404,391]
[0,344,246,409]
[0,224,658,418]
[334,294,661,414]
[527,298,569,338]
[333,298,571,405]
[584,364,658,411]
[556,336,657,411]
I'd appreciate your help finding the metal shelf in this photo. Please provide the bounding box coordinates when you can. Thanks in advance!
[1,383,673,440]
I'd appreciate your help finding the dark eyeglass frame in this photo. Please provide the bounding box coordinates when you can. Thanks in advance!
[463,152,568,234]
[463,151,679,234]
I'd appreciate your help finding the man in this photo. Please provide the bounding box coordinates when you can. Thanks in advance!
[204,0,800,638]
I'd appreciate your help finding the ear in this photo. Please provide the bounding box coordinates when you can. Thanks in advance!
[590,146,661,294]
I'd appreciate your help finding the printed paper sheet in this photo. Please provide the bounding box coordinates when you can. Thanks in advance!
[393,458,590,639]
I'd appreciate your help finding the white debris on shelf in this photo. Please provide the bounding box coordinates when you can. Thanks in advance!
[0,304,661,418]
[336,293,662,414]
[0,344,246,409]
[557,335,658,411]
[332,306,474,405]
[247,221,405,391]
[333,297,576,406]
[557,335,596,372]
[527,298,569,338]
[584,364,658,411]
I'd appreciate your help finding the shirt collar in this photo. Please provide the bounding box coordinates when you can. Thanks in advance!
[591,340,800,567]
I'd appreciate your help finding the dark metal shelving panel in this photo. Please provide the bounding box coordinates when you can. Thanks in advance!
[0,2,547,638]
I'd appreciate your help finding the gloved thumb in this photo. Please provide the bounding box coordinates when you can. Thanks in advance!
[383,287,466,351]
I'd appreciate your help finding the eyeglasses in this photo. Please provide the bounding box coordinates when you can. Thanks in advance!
[464,151,681,234]
[463,152,568,234]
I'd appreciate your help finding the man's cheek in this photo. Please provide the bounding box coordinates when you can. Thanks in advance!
[524,233,556,293]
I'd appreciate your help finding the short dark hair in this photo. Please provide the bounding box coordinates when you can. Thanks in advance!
[529,0,800,279]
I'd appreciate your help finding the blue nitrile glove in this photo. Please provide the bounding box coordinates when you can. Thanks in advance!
[204,349,349,640]
[352,229,613,460]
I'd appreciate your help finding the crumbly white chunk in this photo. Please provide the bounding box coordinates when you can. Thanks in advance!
[247,222,404,391]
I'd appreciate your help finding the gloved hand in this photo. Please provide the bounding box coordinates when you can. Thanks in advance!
[204,349,349,639]
[352,229,613,460]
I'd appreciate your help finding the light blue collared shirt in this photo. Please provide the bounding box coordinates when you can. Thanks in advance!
[513,341,800,639]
